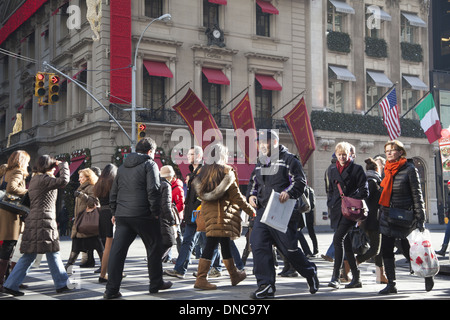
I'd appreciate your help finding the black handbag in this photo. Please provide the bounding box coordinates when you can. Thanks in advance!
[387,207,414,227]
[0,192,30,217]
[351,227,370,256]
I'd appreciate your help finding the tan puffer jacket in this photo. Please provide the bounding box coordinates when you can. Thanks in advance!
[193,165,255,239]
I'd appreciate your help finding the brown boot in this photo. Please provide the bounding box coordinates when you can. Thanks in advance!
[194,258,217,290]
[223,258,246,286]
[0,259,9,288]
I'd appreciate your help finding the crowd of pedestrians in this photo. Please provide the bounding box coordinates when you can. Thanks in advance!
[0,132,437,299]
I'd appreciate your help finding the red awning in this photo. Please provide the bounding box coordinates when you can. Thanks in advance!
[256,0,279,15]
[202,68,230,85]
[144,60,173,78]
[255,74,282,91]
[208,0,227,4]
[69,156,85,176]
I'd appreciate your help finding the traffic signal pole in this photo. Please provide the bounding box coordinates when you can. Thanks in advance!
[43,61,132,143]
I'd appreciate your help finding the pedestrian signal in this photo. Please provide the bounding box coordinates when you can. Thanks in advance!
[34,72,46,97]
[48,74,60,103]
[137,123,147,141]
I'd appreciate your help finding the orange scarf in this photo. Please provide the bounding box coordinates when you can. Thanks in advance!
[379,158,407,207]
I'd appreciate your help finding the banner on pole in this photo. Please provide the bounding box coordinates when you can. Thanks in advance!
[283,97,315,166]
[172,88,222,150]
[229,92,257,164]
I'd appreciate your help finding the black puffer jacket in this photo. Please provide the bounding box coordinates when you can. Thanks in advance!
[379,159,425,239]
[160,178,176,247]
[364,170,382,231]
[248,145,306,210]
[110,153,161,219]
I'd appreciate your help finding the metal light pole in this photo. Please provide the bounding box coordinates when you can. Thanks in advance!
[131,13,172,152]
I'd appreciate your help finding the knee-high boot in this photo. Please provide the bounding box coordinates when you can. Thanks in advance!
[379,258,397,294]
[223,258,246,286]
[194,258,217,290]
[65,252,79,272]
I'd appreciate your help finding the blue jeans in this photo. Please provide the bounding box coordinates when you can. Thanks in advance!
[174,223,201,275]
[443,222,450,245]
[4,252,68,291]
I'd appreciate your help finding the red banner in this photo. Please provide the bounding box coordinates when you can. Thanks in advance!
[110,0,132,104]
[229,92,257,164]
[283,98,315,166]
[172,88,222,149]
[0,0,49,45]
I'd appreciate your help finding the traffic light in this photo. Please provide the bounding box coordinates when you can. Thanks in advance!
[48,74,60,103]
[34,72,46,97]
[137,123,147,141]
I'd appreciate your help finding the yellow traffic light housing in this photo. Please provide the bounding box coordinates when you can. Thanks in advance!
[48,74,60,103]
[34,72,46,97]
[137,123,147,141]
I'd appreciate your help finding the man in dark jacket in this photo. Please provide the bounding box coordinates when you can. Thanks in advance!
[248,130,318,299]
[104,138,172,299]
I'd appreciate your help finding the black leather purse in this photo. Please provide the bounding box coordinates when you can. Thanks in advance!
[387,207,414,227]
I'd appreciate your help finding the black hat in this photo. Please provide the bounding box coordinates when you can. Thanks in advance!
[256,130,279,142]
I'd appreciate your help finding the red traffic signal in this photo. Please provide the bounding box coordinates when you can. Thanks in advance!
[138,123,146,131]
[50,75,60,84]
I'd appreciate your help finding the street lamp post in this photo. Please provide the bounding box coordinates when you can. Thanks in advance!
[131,13,172,152]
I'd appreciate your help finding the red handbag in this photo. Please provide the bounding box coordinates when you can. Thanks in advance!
[336,182,368,222]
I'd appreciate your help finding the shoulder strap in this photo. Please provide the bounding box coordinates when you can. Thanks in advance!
[336,181,344,197]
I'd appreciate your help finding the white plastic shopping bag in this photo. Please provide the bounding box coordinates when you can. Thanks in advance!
[407,228,439,278]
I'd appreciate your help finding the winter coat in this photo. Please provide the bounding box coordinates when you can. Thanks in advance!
[110,153,161,220]
[327,160,369,230]
[248,145,307,210]
[363,170,382,231]
[184,163,202,225]
[379,159,425,239]
[71,182,95,238]
[193,164,255,239]
[0,168,28,241]
[20,163,70,254]
[160,178,176,247]
[171,178,185,221]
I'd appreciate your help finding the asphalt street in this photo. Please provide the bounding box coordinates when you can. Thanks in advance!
[1,224,450,305]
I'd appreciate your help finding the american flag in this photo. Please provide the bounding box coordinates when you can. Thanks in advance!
[379,88,401,140]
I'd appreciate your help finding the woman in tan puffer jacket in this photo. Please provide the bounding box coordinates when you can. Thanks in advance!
[192,143,255,290]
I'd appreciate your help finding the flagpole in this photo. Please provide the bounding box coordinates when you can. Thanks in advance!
[219,85,250,112]
[271,89,306,117]
[364,83,396,116]
[400,90,431,119]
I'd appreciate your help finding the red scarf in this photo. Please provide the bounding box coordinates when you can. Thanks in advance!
[379,158,407,207]
[336,159,351,174]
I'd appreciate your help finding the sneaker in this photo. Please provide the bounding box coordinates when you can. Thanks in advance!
[209,268,222,278]
[250,284,275,299]
[280,269,298,277]
[164,269,185,279]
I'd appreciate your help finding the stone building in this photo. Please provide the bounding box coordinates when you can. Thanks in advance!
[0,0,438,225]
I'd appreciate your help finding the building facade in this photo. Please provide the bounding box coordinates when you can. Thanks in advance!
[0,0,439,225]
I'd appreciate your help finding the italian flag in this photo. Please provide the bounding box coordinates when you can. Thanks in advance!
[415,93,442,144]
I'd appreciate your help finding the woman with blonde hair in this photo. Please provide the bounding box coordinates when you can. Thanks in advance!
[327,142,368,289]
[192,143,256,290]
[65,168,102,270]
[0,150,30,288]
[378,140,428,294]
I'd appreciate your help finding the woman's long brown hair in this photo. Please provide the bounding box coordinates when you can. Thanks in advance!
[196,164,225,195]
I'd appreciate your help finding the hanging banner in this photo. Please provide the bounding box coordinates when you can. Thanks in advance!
[283,97,315,166]
[172,88,222,150]
[439,128,450,172]
[229,92,257,164]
